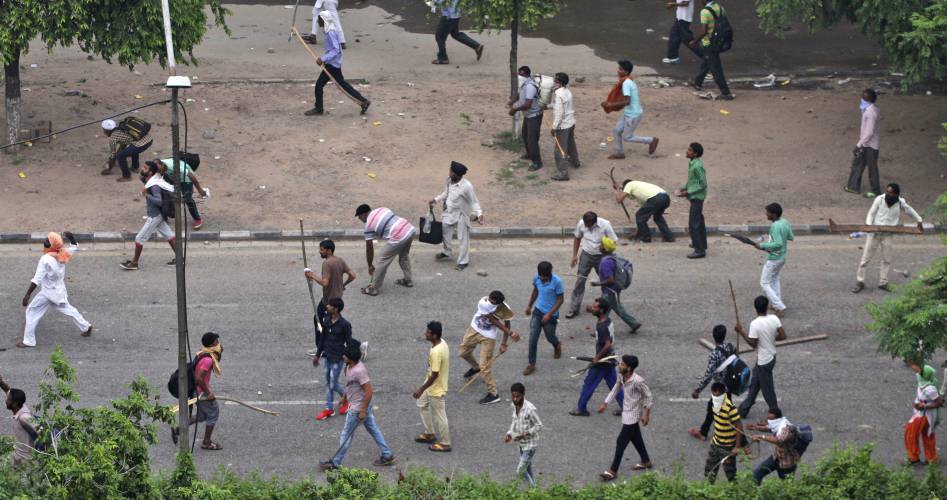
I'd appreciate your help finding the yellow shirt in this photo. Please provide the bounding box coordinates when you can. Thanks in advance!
[425,341,450,397]
[622,181,665,204]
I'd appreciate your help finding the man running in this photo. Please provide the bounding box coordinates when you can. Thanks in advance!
[355,204,415,296]
[413,321,451,452]
[305,11,370,117]
[459,291,521,405]
[603,60,659,159]
[431,0,484,65]
[119,161,177,271]
[571,297,623,417]
[431,161,483,271]
[19,231,92,348]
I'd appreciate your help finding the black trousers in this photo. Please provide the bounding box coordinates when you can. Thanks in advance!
[739,358,778,418]
[181,183,201,221]
[116,140,153,177]
[435,17,479,61]
[314,64,366,112]
[610,423,650,472]
[667,20,701,60]
[635,193,673,241]
[846,147,881,194]
[688,199,707,252]
[694,45,731,95]
[521,115,543,166]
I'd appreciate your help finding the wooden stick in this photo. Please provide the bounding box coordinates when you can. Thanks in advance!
[728,280,741,351]
[459,349,506,394]
[291,26,361,105]
[170,396,281,416]
[299,219,322,336]
[699,334,829,354]
[828,219,923,234]
[553,133,568,159]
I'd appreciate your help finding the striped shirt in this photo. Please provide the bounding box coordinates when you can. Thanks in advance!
[605,372,653,425]
[507,399,543,451]
[108,129,152,152]
[711,396,741,448]
[363,207,415,245]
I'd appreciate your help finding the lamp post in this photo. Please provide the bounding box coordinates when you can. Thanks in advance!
[160,0,193,454]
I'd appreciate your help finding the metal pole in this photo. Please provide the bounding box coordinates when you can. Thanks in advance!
[161,0,189,455]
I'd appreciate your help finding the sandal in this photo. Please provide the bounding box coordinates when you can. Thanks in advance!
[360,286,379,296]
[395,278,414,288]
[201,441,223,451]
[428,443,452,452]
[632,462,652,471]
[599,470,616,481]
[415,433,437,443]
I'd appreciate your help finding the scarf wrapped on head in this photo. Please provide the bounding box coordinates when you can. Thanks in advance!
[196,344,223,376]
[319,10,339,33]
[44,232,71,263]
[917,364,941,434]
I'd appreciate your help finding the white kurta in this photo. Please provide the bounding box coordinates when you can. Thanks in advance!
[434,178,482,265]
[312,0,346,43]
[23,246,91,347]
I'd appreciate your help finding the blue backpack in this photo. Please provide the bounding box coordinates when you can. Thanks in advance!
[604,255,634,290]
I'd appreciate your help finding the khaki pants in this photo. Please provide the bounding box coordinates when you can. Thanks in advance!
[370,236,413,291]
[856,233,892,286]
[459,327,498,395]
[417,393,450,446]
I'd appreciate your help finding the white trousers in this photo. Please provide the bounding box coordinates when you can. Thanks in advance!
[760,259,786,311]
[23,294,91,347]
[312,6,346,43]
[856,233,893,285]
[442,216,471,265]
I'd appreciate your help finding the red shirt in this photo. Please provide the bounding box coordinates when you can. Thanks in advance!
[195,355,214,395]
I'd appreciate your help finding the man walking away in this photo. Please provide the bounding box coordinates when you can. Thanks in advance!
[566,212,617,319]
[844,89,881,197]
[432,0,483,65]
[675,142,707,258]
[594,237,643,334]
[101,118,153,181]
[414,321,451,452]
[431,161,483,271]
[355,204,415,296]
[735,296,785,418]
[19,231,92,348]
[308,0,346,48]
[314,298,353,421]
[571,298,623,417]
[504,383,543,487]
[549,72,579,181]
[703,382,742,483]
[605,61,659,158]
[599,355,653,481]
[320,345,396,470]
[161,157,208,230]
[120,161,177,271]
[749,408,809,483]
[509,66,544,171]
[689,0,733,100]
[903,363,944,466]
[754,203,793,315]
[171,332,224,451]
[459,291,521,405]
[663,0,700,64]
[1,376,36,466]
[616,179,675,243]
[305,11,370,117]
[689,325,736,441]
[852,183,923,293]
[305,239,356,355]
[523,261,564,375]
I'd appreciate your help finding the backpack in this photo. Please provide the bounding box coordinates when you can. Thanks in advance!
[167,353,210,399]
[716,353,750,396]
[117,116,152,141]
[604,255,634,290]
[705,6,733,53]
[794,424,813,455]
[159,187,176,219]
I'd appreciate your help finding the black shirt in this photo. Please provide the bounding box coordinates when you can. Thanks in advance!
[318,315,353,363]
[595,318,616,365]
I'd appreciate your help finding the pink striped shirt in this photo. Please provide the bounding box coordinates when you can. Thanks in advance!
[364,207,415,245]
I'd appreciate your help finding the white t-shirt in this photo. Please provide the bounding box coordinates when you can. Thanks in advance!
[470,297,499,340]
[676,0,694,22]
[749,314,781,365]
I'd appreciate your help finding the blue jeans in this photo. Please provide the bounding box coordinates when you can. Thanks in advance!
[527,309,560,366]
[324,359,345,410]
[753,455,796,484]
[517,448,537,487]
[116,140,152,177]
[331,407,393,466]
[577,364,623,413]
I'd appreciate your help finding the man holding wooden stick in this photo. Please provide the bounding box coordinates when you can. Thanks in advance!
[304,11,370,117]
[304,239,356,356]
[734,296,785,419]
[851,183,923,293]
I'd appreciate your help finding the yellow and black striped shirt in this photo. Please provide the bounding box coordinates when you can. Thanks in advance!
[711,397,741,448]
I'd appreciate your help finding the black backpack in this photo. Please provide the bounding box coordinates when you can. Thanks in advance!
[159,187,176,219]
[716,353,750,395]
[705,6,733,53]
[794,424,813,455]
[117,116,152,141]
[167,353,209,399]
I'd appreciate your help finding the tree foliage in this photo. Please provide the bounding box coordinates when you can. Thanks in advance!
[457,0,564,32]
[755,0,947,86]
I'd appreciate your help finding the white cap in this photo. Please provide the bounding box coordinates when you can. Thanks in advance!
[101,119,117,131]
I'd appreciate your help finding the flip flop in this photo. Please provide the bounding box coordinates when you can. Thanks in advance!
[360,287,379,296]
[632,462,652,470]
[428,443,452,452]
[599,470,616,481]
[415,433,437,443]
[200,441,223,451]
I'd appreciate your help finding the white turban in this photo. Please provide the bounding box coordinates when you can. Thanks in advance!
[101,119,117,131]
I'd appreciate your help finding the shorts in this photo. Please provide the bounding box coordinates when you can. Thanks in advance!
[196,399,220,426]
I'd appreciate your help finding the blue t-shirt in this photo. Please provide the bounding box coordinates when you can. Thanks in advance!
[532,274,565,317]
[622,79,643,118]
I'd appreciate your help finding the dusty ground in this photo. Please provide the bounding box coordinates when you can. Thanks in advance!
[0,4,944,233]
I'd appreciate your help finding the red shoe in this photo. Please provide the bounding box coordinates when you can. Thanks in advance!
[315,409,335,421]
[339,402,350,415]
[193,219,203,230]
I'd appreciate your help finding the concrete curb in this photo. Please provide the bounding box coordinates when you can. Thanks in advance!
[2,223,940,244]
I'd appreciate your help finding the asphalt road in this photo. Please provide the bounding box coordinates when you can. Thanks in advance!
[0,235,943,485]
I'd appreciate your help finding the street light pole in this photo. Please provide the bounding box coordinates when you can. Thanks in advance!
[160,0,193,455]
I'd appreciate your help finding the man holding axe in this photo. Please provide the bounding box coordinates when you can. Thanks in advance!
[458,291,521,405]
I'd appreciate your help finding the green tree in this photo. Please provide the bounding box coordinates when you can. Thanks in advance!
[755,0,947,86]
[0,0,230,152]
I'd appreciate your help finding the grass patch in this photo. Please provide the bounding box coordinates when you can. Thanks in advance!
[494,130,523,153]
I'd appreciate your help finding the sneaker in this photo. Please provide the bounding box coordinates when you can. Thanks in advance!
[315,409,335,421]
[166,259,178,267]
[373,455,396,466]
[554,343,562,359]
[359,100,372,115]
[307,348,319,357]
[304,108,324,116]
[455,263,468,271]
[318,461,338,471]
[463,367,481,379]
[479,393,501,405]
[661,57,681,64]
[851,282,865,293]
[629,323,643,335]
[193,219,203,230]
[648,137,660,155]
[119,260,139,271]
[569,409,590,417]
[865,191,877,198]
[339,402,350,415]
[717,94,735,101]
[686,251,706,259]
[475,44,484,61]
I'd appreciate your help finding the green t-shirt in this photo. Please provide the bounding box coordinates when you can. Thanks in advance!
[700,2,725,47]
[685,158,707,201]
[760,218,794,261]
[161,158,193,184]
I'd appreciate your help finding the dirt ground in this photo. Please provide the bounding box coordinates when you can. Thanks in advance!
[0,4,944,233]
